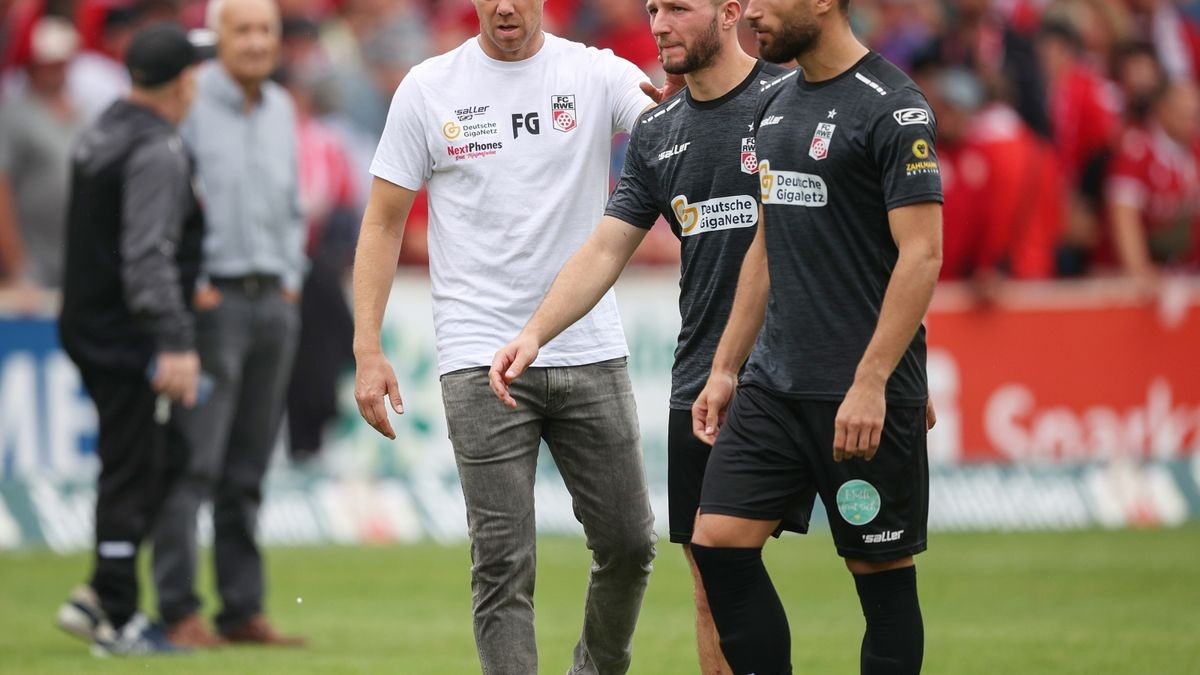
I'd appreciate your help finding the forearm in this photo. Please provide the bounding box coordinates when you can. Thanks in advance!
[352,180,415,355]
[1110,203,1154,276]
[523,217,644,345]
[711,225,768,377]
[0,175,26,280]
[854,245,940,387]
[352,219,404,356]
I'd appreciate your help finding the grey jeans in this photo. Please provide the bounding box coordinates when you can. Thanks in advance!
[151,284,299,632]
[440,359,656,675]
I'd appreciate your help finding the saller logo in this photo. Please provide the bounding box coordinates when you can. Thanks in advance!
[658,142,691,161]
[893,108,929,125]
[863,530,904,544]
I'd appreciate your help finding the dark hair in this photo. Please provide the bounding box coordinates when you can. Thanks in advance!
[1037,18,1083,53]
[1111,40,1168,121]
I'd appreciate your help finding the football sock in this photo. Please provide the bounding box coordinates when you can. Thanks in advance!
[690,544,792,675]
[854,565,924,675]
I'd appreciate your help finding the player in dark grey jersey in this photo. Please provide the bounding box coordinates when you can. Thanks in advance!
[687,0,943,672]
[487,0,786,670]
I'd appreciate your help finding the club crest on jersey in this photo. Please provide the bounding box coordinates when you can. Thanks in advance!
[809,122,835,161]
[740,137,758,174]
[551,95,577,133]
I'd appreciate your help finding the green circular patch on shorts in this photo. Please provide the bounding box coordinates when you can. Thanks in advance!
[836,479,881,526]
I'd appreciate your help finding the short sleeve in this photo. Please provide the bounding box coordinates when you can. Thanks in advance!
[604,121,660,229]
[370,73,433,190]
[871,89,944,210]
[600,50,654,134]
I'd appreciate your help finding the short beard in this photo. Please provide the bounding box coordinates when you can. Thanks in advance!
[661,16,722,75]
[758,18,820,63]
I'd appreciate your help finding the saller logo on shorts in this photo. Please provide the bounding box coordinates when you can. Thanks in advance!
[758,160,827,207]
[671,194,758,236]
[836,479,881,525]
[863,530,904,544]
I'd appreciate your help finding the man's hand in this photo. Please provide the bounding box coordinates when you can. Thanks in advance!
[282,287,300,304]
[152,350,201,408]
[489,334,539,409]
[640,73,686,104]
[834,376,887,462]
[193,285,222,311]
[354,350,404,439]
[692,371,737,446]
[926,397,937,431]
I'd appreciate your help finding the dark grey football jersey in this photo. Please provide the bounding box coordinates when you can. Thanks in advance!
[606,60,789,410]
[744,53,942,406]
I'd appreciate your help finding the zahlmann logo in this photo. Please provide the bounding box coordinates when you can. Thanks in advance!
[447,140,503,161]
[455,105,489,121]
[863,530,904,544]
[671,194,758,236]
[758,160,828,207]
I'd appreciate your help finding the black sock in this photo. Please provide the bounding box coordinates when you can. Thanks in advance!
[690,543,792,675]
[853,566,924,675]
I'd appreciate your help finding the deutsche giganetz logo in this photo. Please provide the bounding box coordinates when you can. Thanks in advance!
[671,195,699,234]
[836,479,881,525]
[758,160,774,201]
[442,121,462,140]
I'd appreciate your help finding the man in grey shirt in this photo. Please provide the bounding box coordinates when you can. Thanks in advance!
[151,0,306,649]
[0,17,86,291]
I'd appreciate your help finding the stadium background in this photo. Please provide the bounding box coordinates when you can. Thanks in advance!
[2,0,1200,671]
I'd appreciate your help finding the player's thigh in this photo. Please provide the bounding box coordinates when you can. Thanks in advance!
[698,385,816,538]
[543,359,652,541]
[803,401,929,563]
[440,367,544,528]
[668,407,711,545]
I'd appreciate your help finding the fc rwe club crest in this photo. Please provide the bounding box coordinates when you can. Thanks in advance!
[740,137,758,174]
[551,94,577,133]
[809,122,836,161]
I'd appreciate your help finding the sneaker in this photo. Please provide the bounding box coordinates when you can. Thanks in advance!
[91,614,187,657]
[56,585,117,645]
[166,613,226,649]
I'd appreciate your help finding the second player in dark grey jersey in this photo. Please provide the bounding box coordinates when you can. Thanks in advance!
[487,0,786,670]
[687,0,944,672]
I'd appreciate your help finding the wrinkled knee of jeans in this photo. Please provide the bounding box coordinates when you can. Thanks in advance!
[593,530,657,575]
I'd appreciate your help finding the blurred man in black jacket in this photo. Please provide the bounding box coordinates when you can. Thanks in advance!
[55,23,206,656]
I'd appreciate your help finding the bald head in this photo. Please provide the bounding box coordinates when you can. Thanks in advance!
[210,0,281,89]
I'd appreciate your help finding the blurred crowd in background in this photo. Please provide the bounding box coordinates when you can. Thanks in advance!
[4,0,1200,302]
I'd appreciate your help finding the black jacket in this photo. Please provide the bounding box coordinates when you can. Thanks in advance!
[59,100,204,374]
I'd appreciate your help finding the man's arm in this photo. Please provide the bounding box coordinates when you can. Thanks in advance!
[692,209,769,444]
[489,216,648,407]
[0,173,26,282]
[120,139,199,406]
[352,177,418,439]
[1108,201,1159,297]
[834,201,942,461]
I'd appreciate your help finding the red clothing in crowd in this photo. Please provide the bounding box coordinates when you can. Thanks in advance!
[296,116,356,255]
[1105,124,1200,267]
[940,105,1062,280]
[1047,62,1120,187]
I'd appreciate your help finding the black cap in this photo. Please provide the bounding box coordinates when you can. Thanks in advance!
[124,22,202,87]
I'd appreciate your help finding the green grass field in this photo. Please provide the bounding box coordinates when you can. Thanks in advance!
[1,528,1198,674]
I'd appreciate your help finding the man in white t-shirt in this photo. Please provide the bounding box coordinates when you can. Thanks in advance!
[350,0,658,672]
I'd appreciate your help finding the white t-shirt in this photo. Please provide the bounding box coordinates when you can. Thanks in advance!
[371,33,652,375]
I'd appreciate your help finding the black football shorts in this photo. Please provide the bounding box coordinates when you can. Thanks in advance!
[699,385,929,561]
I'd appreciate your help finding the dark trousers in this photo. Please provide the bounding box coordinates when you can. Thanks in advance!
[151,284,299,632]
[81,368,187,629]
